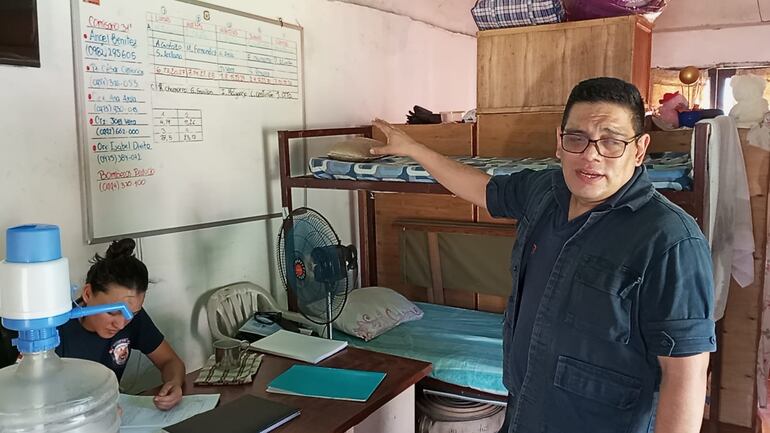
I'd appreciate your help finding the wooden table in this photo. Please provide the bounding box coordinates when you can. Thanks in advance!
[148,347,431,433]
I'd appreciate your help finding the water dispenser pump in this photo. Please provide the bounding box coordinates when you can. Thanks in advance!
[0,224,133,433]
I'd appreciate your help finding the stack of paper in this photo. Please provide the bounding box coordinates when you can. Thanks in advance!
[248,330,347,364]
[267,365,386,402]
[118,393,220,433]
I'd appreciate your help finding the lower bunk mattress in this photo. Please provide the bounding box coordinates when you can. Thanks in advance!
[334,302,507,396]
[309,152,692,191]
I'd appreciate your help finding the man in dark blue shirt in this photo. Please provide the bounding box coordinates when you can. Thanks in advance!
[372,77,715,433]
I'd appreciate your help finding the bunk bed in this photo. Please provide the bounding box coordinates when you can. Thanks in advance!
[276,122,712,404]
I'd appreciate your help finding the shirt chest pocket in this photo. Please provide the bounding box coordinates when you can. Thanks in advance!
[565,256,641,344]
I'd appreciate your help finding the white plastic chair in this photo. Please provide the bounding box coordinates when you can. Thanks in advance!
[206,282,284,345]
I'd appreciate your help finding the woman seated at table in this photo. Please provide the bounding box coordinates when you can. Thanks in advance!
[56,238,185,410]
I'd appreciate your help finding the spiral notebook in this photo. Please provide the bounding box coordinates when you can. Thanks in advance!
[248,330,347,364]
[267,364,386,402]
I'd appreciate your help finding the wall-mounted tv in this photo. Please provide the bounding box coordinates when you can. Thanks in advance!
[0,0,40,67]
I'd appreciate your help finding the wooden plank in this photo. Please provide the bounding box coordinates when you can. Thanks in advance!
[374,193,473,302]
[477,112,562,158]
[716,128,768,429]
[477,293,506,313]
[476,113,689,158]
[426,232,445,305]
[647,129,692,153]
[719,329,757,391]
[631,20,652,104]
[477,16,651,111]
[443,288,477,310]
[392,219,517,237]
[477,15,648,36]
[718,389,755,428]
[753,197,767,259]
[740,129,770,197]
[476,206,517,226]
[371,123,474,156]
[477,105,566,114]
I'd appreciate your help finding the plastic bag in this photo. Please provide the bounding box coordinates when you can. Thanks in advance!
[471,0,565,30]
[561,0,667,22]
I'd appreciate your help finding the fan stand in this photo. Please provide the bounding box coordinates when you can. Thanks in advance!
[325,290,333,339]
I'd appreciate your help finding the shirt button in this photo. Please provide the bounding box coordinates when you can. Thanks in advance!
[710,336,716,344]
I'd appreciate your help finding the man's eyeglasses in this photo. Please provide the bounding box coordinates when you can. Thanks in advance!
[560,133,642,158]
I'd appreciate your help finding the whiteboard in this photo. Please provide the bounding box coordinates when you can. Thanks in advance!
[71,0,304,242]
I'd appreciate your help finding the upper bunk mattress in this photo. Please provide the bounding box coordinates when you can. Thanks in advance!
[309,152,692,191]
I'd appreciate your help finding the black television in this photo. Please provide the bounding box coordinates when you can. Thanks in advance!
[0,0,39,67]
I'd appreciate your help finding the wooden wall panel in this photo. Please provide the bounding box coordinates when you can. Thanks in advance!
[647,130,692,153]
[476,206,517,226]
[716,135,768,428]
[477,112,562,158]
[371,123,474,156]
[740,130,770,196]
[374,193,473,303]
[631,21,652,105]
[477,16,651,113]
[443,288,477,310]
[477,293,506,313]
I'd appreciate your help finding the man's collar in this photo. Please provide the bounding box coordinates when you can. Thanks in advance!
[551,166,654,214]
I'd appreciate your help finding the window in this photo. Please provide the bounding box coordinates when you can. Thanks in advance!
[0,0,39,67]
[712,67,770,114]
[650,68,711,111]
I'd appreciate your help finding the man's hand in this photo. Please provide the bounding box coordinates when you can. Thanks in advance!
[153,381,183,411]
[371,118,425,157]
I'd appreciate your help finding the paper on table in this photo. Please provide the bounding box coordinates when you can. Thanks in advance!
[118,393,220,432]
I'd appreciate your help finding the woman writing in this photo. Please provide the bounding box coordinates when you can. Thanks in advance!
[56,238,185,410]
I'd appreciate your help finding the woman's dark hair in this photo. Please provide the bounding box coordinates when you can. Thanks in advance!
[86,238,149,294]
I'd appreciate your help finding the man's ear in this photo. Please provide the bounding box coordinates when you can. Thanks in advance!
[555,126,563,159]
[634,133,651,166]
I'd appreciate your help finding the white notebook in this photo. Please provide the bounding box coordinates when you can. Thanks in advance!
[248,330,348,364]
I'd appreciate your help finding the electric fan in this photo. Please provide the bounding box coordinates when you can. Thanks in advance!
[276,207,357,339]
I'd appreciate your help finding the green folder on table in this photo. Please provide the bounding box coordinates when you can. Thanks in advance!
[267,365,386,402]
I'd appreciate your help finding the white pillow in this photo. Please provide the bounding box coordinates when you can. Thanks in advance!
[335,287,423,341]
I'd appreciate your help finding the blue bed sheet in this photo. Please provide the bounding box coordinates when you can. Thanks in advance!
[309,152,692,191]
[334,302,506,396]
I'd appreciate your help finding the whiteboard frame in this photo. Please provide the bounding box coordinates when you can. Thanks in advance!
[71,0,305,244]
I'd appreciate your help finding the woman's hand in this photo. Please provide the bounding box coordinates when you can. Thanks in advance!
[153,381,183,410]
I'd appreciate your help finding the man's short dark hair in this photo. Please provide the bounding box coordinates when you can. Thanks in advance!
[561,77,645,135]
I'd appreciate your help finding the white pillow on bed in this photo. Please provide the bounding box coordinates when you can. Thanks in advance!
[335,286,423,341]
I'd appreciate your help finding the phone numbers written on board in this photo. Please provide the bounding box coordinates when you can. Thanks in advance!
[96,152,143,165]
[98,178,147,192]
[96,168,155,193]
[85,45,137,61]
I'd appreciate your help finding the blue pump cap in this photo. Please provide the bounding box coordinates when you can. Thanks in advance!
[6,224,62,263]
[2,304,133,353]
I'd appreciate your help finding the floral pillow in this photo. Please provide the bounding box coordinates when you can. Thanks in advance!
[334,287,423,341]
